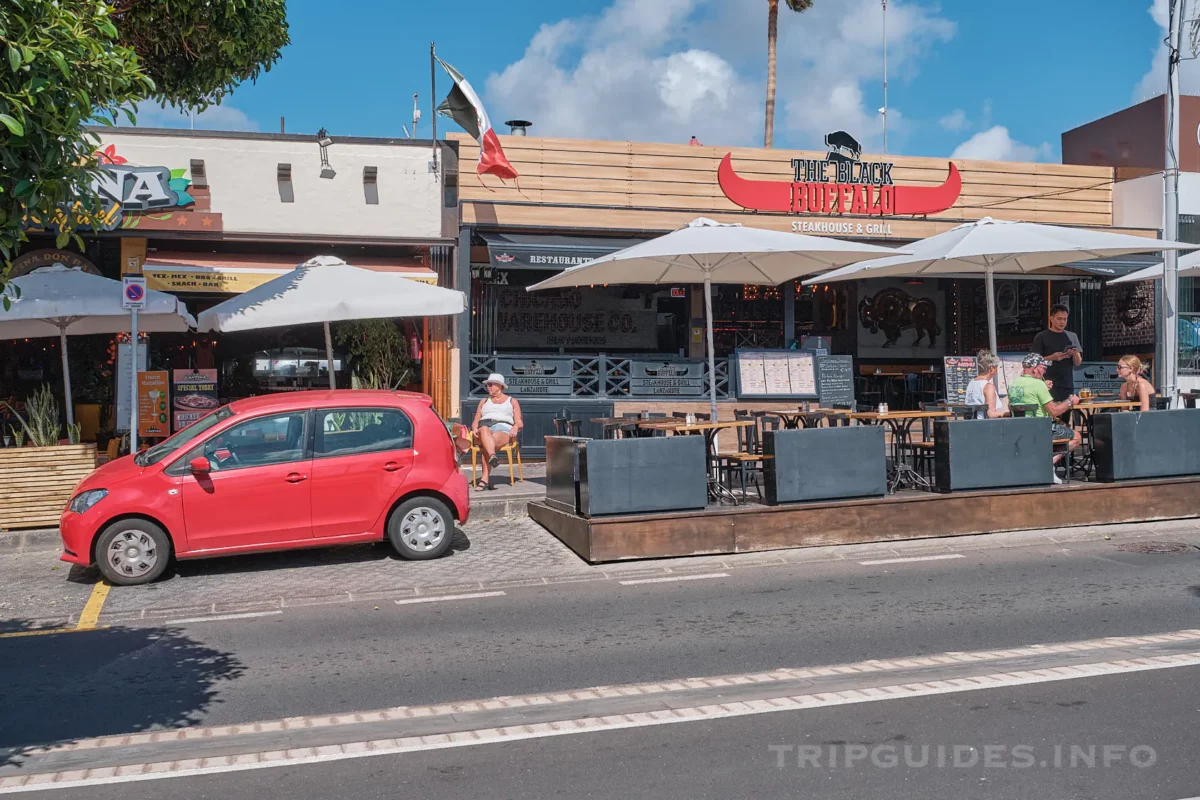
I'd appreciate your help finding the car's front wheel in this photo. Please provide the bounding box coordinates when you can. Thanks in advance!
[95,519,171,586]
[388,497,453,560]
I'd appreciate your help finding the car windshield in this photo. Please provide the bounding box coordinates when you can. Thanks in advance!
[135,406,235,467]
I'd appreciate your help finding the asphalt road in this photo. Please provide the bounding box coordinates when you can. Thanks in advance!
[4,531,1200,797]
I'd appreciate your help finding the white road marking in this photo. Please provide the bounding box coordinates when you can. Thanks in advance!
[618,572,730,586]
[394,591,506,605]
[4,648,1200,793]
[859,553,965,566]
[164,611,283,625]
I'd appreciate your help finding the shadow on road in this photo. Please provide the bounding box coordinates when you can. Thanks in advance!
[0,619,243,766]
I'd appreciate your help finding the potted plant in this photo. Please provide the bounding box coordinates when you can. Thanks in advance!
[0,385,97,530]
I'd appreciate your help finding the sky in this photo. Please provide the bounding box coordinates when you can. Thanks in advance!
[132,0,1175,162]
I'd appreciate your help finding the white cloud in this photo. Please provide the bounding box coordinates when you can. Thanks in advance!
[122,102,260,132]
[484,0,954,150]
[1133,0,1200,101]
[939,109,968,132]
[951,125,1052,162]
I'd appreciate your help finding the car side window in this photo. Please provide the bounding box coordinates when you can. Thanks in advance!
[315,408,413,458]
[173,412,308,473]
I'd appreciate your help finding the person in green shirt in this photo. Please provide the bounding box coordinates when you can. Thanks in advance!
[1007,354,1081,484]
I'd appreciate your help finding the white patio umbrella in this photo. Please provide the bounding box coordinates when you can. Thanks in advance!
[197,256,466,389]
[0,265,196,425]
[1109,250,1200,284]
[802,217,1198,356]
[525,218,905,420]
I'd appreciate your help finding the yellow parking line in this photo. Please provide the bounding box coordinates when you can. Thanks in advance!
[75,581,112,630]
[0,627,97,640]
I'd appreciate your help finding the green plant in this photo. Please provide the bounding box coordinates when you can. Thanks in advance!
[4,384,61,447]
[9,425,25,447]
[0,0,289,277]
[67,422,81,444]
[336,320,415,391]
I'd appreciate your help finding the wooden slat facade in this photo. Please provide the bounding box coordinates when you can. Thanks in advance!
[452,133,1143,238]
[0,445,96,531]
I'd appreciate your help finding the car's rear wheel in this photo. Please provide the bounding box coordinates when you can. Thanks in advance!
[388,497,453,560]
[95,519,170,586]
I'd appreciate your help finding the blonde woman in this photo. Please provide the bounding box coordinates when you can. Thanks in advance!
[963,350,1008,419]
[1117,356,1155,411]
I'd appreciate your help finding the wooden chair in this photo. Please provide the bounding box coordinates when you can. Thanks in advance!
[553,417,581,436]
[1150,395,1171,411]
[717,413,770,501]
[468,429,524,486]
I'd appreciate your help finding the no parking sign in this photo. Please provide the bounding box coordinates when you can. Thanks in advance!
[122,276,147,309]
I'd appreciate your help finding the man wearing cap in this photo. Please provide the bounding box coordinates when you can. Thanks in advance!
[470,373,523,490]
[1007,354,1081,484]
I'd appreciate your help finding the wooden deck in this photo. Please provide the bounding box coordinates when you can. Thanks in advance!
[528,476,1200,563]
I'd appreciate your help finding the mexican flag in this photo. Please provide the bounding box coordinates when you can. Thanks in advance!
[436,58,518,181]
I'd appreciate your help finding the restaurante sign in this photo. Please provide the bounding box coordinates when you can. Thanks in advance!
[718,129,962,218]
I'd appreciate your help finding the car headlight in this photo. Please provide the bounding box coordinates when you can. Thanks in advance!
[68,489,108,515]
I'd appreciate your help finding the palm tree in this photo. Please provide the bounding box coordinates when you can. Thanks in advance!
[764,0,813,148]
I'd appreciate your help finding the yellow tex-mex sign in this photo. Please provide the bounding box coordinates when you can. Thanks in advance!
[145,266,439,293]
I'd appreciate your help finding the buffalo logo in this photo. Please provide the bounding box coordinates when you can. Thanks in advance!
[824,130,862,164]
[643,363,689,377]
[510,361,558,376]
[1115,283,1152,329]
[494,253,516,263]
[859,288,941,348]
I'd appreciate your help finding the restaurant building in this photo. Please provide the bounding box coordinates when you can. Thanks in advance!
[5,128,462,436]
[451,132,1163,453]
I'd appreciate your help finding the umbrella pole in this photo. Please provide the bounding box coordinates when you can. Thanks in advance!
[59,329,74,427]
[703,277,719,423]
[984,267,999,359]
[324,321,336,390]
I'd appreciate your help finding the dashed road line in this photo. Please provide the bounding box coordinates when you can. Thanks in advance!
[75,581,111,630]
[859,554,965,566]
[394,591,506,605]
[165,611,283,625]
[618,572,730,586]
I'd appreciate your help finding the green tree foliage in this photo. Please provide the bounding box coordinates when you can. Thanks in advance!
[336,320,416,391]
[0,0,288,272]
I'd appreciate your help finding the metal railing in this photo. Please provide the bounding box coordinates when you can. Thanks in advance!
[469,353,730,399]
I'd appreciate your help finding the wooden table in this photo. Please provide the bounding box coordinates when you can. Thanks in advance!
[637,419,755,503]
[848,410,952,492]
[589,417,641,439]
[770,408,850,430]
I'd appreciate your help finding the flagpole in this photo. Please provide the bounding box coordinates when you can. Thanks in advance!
[430,41,438,175]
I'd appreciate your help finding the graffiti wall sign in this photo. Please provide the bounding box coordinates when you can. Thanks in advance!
[493,287,658,350]
[857,279,946,358]
[719,130,962,218]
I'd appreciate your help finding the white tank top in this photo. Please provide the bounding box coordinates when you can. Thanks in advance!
[964,378,1001,418]
[480,396,515,425]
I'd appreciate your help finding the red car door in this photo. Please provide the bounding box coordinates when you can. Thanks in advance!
[179,411,313,551]
[309,407,415,538]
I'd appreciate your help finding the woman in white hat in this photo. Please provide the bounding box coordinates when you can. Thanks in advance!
[471,373,523,490]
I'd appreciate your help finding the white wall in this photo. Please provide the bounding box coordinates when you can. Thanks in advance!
[96,130,447,241]
[1112,171,1200,230]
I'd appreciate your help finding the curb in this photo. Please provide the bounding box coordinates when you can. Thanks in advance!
[0,528,60,554]
[469,496,536,520]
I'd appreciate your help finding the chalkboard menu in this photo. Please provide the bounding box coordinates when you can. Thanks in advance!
[943,356,977,405]
[629,358,706,397]
[735,350,818,399]
[494,357,573,396]
[815,355,855,408]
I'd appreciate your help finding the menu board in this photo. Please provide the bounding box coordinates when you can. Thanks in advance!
[943,356,977,405]
[114,340,147,433]
[137,371,170,438]
[736,350,818,399]
[816,355,855,408]
[172,369,219,431]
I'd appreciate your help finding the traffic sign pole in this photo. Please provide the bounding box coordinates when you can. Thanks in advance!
[129,308,138,453]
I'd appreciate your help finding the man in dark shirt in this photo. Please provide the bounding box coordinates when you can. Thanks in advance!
[1031,303,1082,402]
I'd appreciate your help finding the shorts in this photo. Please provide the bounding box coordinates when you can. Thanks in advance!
[480,421,513,435]
[1051,423,1073,441]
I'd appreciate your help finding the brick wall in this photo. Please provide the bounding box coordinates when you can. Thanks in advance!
[1102,281,1156,349]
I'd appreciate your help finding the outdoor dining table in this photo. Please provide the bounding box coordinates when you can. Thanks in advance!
[589,417,640,439]
[770,408,850,429]
[636,419,755,504]
[847,409,952,492]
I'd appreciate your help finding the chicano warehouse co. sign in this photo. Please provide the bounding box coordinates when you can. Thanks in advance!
[718,129,962,218]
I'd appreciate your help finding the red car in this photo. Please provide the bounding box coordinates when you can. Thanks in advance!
[60,390,470,585]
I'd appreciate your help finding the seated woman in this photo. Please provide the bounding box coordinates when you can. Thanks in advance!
[1117,355,1156,411]
[963,350,1008,419]
[471,373,523,490]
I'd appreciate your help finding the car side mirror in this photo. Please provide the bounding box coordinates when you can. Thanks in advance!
[189,457,211,474]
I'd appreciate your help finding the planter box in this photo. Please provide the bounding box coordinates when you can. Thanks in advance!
[1092,409,1200,482]
[934,417,1052,492]
[578,436,707,517]
[0,444,97,530]
[763,427,887,504]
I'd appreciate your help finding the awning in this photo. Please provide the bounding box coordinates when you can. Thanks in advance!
[481,232,647,271]
[143,252,439,293]
[1053,254,1163,278]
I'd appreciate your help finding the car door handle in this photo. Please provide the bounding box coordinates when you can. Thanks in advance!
[285,472,308,483]
[383,462,405,472]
